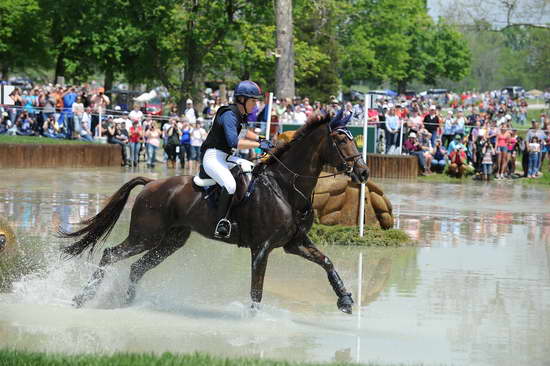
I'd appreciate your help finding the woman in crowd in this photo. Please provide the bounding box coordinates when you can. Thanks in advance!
[164,119,181,168]
[145,121,161,168]
[431,139,447,173]
[527,136,541,178]
[179,120,192,170]
[128,120,143,167]
[495,127,510,179]
[442,110,455,147]
[190,120,207,172]
[506,129,518,176]
[107,120,128,166]
[539,122,550,172]
[72,95,85,138]
[480,136,496,181]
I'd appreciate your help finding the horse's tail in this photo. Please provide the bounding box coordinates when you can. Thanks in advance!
[59,176,153,259]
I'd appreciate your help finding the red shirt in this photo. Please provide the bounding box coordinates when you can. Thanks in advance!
[129,126,143,143]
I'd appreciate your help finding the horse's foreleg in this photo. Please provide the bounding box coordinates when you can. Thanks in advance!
[74,238,148,308]
[284,235,354,314]
[249,245,272,311]
[126,229,190,304]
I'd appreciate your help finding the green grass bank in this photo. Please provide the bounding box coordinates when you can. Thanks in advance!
[310,224,411,246]
[0,135,89,145]
[0,350,417,366]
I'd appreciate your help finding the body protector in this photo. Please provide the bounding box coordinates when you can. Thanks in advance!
[201,104,246,155]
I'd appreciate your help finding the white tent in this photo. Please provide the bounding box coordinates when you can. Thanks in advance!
[133,89,157,102]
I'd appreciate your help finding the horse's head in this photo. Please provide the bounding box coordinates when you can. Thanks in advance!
[322,109,369,184]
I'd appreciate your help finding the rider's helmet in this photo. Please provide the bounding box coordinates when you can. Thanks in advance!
[234,81,263,100]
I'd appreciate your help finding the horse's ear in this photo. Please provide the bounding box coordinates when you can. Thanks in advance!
[329,109,352,130]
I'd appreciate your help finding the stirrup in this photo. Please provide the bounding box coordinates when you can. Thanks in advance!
[214,218,232,238]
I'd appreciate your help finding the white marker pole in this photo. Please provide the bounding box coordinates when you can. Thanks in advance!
[359,94,370,237]
[357,252,363,323]
[265,92,274,140]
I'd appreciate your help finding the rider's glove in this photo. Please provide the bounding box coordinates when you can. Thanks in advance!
[259,139,274,153]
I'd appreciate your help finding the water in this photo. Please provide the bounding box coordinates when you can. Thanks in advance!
[0,167,549,365]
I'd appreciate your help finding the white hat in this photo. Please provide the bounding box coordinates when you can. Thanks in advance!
[409,132,417,138]
[447,110,453,115]
[429,105,436,110]
[388,103,394,108]
[506,114,512,120]
[186,99,193,104]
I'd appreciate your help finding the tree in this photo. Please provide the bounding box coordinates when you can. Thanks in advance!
[275,0,295,99]
[0,0,49,79]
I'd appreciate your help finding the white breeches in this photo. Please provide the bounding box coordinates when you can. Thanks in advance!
[202,148,251,194]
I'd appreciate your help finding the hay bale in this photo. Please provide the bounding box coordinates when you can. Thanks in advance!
[378,212,394,229]
[382,194,393,215]
[313,193,330,210]
[315,177,349,195]
[366,180,384,196]
[322,191,347,215]
[320,211,342,225]
[364,188,380,228]
[370,192,388,214]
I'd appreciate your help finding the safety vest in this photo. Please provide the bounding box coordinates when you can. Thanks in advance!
[201,104,246,155]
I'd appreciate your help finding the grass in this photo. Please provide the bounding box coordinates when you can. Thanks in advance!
[309,223,412,247]
[0,350,415,366]
[0,135,90,145]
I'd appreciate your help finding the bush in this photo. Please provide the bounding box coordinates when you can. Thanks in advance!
[308,224,411,247]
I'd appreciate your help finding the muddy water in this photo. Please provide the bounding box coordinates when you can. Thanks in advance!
[0,168,549,366]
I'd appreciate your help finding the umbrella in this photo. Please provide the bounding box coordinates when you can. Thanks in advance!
[527,89,543,96]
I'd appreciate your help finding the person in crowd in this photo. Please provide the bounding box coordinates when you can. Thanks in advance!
[42,115,64,139]
[200,80,269,238]
[61,87,77,138]
[418,129,433,174]
[90,87,110,135]
[179,120,192,170]
[431,139,447,173]
[164,118,182,168]
[128,120,143,167]
[403,132,426,176]
[448,134,465,154]
[526,119,546,176]
[537,121,550,173]
[527,136,541,178]
[15,111,35,136]
[385,106,400,153]
[106,120,128,166]
[184,99,198,124]
[442,110,455,147]
[448,144,467,178]
[506,129,518,176]
[293,105,307,124]
[129,104,143,124]
[407,109,423,135]
[80,119,94,142]
[423,105,440,146]
[72,95,84,138]
[190,120,207,172]
[480,136,496,181]
[495,127,510,179]
[455,110,466,138]
[145,121,161,168]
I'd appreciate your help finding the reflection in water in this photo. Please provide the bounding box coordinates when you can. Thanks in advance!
[0,169,549,366]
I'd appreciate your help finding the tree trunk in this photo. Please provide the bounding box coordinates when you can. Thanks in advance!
[275,0,295,100]
[104,67,114,97]
[54,52,65,84]
[180,31,204,113]
[397,80,408,95]
[0,64,8,80]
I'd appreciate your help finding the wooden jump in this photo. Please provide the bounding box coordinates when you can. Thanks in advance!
[0,144,122,168]
[366,154,418,179]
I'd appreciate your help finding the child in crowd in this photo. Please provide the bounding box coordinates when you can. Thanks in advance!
[527,137,541,178]
[480,137,495,181]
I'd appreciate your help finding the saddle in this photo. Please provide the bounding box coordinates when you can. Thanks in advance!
[192,159,256,209]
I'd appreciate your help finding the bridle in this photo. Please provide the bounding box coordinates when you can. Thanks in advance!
[264,123,365,180]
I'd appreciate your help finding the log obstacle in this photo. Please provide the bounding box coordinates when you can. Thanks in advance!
[366,154,418,179]
[0,144,122,168]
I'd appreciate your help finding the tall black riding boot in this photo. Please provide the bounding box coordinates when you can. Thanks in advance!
[214,189,234,238]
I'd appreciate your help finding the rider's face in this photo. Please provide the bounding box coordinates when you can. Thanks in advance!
[245,98,256,112]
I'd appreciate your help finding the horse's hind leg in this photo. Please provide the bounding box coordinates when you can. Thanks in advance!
[73,238,149,308]
[126,228,191,304]
[284,235,354,314]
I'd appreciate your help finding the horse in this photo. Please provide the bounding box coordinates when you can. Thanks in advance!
[60,110,369,314]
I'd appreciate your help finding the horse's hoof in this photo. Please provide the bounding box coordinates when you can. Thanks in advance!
[125,286,136,305]
[337,293,354,315]
[250,302,261,316]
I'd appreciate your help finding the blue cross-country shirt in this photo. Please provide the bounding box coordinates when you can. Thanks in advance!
[219,110,239,149]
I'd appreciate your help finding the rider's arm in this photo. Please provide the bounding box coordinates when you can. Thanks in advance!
[244,129,260,141]
[220,111,260,150]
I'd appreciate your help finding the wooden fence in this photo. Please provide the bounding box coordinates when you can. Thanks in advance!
[0,144,122,168]
[366,154,418,179]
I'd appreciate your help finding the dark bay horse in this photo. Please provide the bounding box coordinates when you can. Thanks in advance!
[61,111,369,314]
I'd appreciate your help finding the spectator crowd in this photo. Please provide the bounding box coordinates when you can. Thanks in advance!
[1,83,548,180]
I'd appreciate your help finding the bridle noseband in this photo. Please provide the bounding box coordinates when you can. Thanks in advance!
[327,125,363,177]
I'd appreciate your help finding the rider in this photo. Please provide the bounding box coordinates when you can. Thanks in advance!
[200,80,273,238]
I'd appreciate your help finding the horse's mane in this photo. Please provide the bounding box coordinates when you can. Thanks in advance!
[261,112,331,166]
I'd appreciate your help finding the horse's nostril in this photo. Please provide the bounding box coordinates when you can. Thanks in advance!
[0,234,6,251]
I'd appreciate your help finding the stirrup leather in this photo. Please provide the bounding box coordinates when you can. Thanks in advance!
[214,218,232,238]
